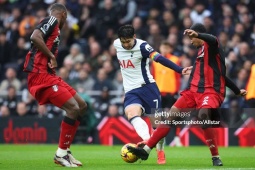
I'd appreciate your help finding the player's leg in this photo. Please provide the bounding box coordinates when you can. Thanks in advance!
[128,101,187,160]
[142,83,166,164]
[28,74,80,167]
[124,89,152,141]
[198,108,223,166]
[145,90,196,150]
[156,138,166,164]
[172,126,183,147]
[47,84,81,167]
[127,105,180,160]
[162,94,183,147]
[125,104,151,141]
[69,94,88,142]
[197,93,223,166]
[128,90,195,160]
[53,95,80,167]
[145,105,180,150]
[147,111,166,164]
[67,93,87,166]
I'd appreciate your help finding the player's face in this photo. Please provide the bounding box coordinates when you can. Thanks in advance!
[120,36,135,50]
[59,11,67,29]
[190,37,202,47]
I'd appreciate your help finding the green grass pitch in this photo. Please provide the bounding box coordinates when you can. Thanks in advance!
[0,144,254,170]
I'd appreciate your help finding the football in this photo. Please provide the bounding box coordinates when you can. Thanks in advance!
[120,143,139,163]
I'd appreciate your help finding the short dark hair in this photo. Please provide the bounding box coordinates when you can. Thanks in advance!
[118,25,134,39]
[50,3,67,12]
[190,23,206,33]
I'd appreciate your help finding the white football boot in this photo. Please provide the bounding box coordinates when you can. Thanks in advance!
[54,154,78,167]
[67,150,82,166]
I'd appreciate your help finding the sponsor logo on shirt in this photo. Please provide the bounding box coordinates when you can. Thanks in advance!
[145,44,154,52]
[118,59,135,68]
[40,23,50,34]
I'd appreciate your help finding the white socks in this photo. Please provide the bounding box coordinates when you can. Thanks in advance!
[130,116,165,154]
[130,117,150,140]
[144,145,152,154]
[156,137,165,151]
[212,155,220,158]
[56,147,67,157]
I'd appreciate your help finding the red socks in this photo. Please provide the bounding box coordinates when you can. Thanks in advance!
[147,126,219,156]
[58,119,75,149]
[203,128,219,156]
[58,116,82,150]
[147,124,171,148]
[67,120,81,148]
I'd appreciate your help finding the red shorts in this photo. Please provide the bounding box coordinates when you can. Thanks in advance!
[174,90,224,109]
[28,73,76,107]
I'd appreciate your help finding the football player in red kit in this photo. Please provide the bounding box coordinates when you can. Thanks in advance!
[127,23,247,166]
[23,3,86,167]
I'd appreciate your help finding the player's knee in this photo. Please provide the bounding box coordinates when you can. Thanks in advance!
[79,101,88,116]
[198,109,211,120]
[198,109,212,128]
[68,103,80,115]
[125,106,142,120]
[161,106,179,121]
[125,111,141,120]
[170,105,180,113]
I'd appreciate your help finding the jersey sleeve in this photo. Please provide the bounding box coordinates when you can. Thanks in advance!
[197,33,218,46]
[36,16,58,37]
[140,42,160,60]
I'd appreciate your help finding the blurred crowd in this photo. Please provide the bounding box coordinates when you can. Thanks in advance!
[0,0,255,126]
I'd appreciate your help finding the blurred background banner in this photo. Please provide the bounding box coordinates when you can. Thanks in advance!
[1,116,255,146]
[0,117,62,144]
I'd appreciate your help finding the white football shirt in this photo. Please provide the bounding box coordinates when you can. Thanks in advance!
[114,38,157,93]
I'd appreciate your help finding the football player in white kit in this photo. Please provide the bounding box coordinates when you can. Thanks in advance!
[114,25,191,164]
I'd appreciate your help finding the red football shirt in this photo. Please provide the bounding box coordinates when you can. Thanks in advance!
[187,41,226,97]
[23,16,60,75]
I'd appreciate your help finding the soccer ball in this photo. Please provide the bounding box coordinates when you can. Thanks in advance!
[120,143,139,163]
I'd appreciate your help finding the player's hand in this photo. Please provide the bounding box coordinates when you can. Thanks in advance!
[183,29,198,38]
[239,89,247,96]
[48,56,57,69]
[182,66,193,75]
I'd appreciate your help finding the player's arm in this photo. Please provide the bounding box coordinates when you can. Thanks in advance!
[30,30,55,60]
[150,51,183,73]
[184,29,217,45]
[225,76,247,96]
[197,33,217,45]
[140,42,193,74]
[31,16,59,68]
